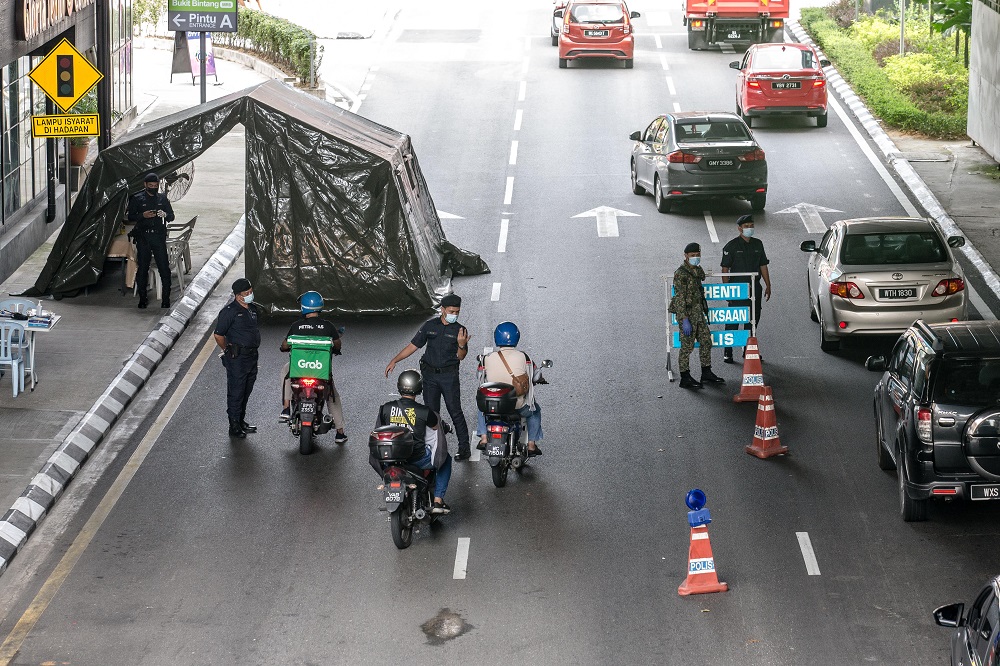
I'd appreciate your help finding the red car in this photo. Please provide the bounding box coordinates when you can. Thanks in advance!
[730,43,831,127]
[556,1,641,69]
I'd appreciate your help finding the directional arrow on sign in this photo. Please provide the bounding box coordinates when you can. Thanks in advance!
[172,14,186,27]
[572,206,640,237]
[776,203,842,233]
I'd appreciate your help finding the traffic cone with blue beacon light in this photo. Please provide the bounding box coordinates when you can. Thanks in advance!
[733,336,765,403]
[678,489,728,596]
[746,386,788,459]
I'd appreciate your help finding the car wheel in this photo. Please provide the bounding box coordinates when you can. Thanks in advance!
[819,313,840,352]
[898,444,929,522]
[631,160,645,195]
[817,113,828,128]
[551,34,558,46]
[624,59,633,69]
[750,193,766,211]
[876,407,896,470]
[559,58,568,69]
[654,176,671,213]
[742,111,752,128]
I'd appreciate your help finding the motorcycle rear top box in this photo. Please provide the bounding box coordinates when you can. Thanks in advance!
[288,335,333,380]
[477,382,518,415]
[369,426,418,461]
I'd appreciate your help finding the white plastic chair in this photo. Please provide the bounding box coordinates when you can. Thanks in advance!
[0,321,28,397]
[0,298,37,314]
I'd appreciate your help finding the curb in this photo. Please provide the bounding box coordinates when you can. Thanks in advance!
[0,218,246,577]
[786,21,1000,306]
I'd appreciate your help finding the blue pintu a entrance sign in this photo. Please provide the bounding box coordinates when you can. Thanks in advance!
[672,329,751,349]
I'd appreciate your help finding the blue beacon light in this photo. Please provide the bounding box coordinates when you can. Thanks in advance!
[686,488,712,527]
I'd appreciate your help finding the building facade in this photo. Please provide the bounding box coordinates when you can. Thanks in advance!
[1,0,133,282]
[969,0,1000,162]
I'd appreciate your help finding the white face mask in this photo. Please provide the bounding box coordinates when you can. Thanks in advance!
[742,227,755,238]
[243,293,254,304]
[444,313,458,324]
[688,256,701,266]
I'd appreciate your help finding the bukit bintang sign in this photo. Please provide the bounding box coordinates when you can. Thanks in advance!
[17,0,97,43]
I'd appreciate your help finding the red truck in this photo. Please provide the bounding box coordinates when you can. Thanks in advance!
[683,0,788,50]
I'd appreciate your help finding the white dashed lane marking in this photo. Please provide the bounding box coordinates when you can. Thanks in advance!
[513,109,523,131]
[491,283,501,301]
[673,102,681,112]
[518,81,526,102]
[509,141,519,166]
[498,218,509,253]
[704,211,719,243]
[796,532,821,575]
[453,538,471,579]
[654,34,663,49]
[659,54,669,70]
[504,177,514,205]
[666,76,676,95]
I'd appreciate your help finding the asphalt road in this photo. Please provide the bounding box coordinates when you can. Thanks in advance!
[2,2,999,664]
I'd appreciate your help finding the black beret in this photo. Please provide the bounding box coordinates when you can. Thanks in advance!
[144,172,160,182]
[232,278,252,294]
[684,242,701,254]
[736,214,754,226]
[440,293,462,308]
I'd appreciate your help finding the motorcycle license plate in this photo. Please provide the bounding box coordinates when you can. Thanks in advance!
[300,402,315,413]
[488,444,505,457]
[385,482,404,503]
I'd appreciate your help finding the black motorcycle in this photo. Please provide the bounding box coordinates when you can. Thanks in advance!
[370,425,442,549]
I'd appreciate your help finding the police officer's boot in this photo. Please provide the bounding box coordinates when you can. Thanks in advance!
[229,420,246,439]
[240,420,257,433]
[723,348,735,364]
[701,366,726,384]
[679,371,703,390]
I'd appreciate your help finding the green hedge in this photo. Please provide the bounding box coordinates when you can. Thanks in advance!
[800,7,967,138]
[213,7,323,84]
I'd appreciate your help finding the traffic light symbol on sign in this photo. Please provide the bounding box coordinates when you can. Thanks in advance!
[57,55,73,98]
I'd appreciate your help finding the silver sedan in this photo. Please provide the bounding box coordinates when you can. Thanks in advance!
[800,217,968,352]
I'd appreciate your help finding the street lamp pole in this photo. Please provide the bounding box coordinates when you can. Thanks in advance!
[96,0,112,150]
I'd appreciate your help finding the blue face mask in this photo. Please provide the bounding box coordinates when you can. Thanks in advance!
[444,313,458,324]
[243,293,254,304]
[742,227,755,238]
[689,256,701,266]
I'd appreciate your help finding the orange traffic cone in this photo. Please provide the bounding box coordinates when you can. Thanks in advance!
[678,525,729,596]
[733,336,765,403]
[745,386,788,459]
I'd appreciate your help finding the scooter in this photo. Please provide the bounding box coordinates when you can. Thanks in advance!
[288,376,334,455]
[476,356,552,488]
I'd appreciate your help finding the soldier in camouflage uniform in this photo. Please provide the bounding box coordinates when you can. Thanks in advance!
[668,243,726,390]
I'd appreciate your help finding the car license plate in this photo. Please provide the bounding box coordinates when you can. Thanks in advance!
[488,444,505,457]
[971,484,1000,500]
[584,29,609,37]
[772,81,801,90]
[707,159,735,167]
[300,401,315,413]
[879,288,917,299]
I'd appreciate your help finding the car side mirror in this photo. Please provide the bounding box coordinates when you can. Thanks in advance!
[865,356,887,372]
[729,61,741,70]
[629,131,642,141]
[631,11,641,18]
[800,240,817,252]
[542,359,554,368]
[933,603,965,628]
[948,236,966,248]
[820,59,831,67]
[554,9,563,17]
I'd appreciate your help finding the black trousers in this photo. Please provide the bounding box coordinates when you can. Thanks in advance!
[421,366,470,454]
[136,231,171,302]
[725,284,764,352]
[223,351,258,423]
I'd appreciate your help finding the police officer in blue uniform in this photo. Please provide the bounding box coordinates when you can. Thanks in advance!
[385,293,472,460]
[720,215,772,363]
[126,172,175,309]
[214,278,261,438]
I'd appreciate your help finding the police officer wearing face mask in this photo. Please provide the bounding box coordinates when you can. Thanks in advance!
[126,172,175,309]
[385,293,472,460]
[214,278,261,438]
[720,214,771,363]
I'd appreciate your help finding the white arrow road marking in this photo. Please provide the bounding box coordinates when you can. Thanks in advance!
[437,210,464,219]
[704,211,719,243]
[572,206,641,238]
[453,538,471,579]
[491,283,501,301]
[498,218,509,253]
[796,532,821,575]
[776,203,842,233]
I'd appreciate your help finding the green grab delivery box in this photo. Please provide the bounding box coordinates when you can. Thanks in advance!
[288,335,333,380]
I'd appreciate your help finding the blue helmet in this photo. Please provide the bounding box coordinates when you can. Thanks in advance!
[494,321,520,347]
[300,291,323,314]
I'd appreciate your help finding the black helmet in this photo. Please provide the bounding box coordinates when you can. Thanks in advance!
[397,370,422,396]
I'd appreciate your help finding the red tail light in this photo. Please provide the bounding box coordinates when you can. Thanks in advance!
[623,21,631,34]
[738,149,766,162]
[813,79,826,88]
[480,386,510,397]
[690,19,704,28]
[931,278,964,297]
[300,378,317,387]
[769,19,783,27]
[931,487,958,495]
[487,424,506,433]
[747,77,761,89]
[377,430,404,441]
[917,408,933,444]
[830,282,865,299]
[666,150,701,164]
[386,466,403,480]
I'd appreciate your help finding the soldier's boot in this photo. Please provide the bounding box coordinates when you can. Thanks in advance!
[679,371,703,390]
[701,366,726,384]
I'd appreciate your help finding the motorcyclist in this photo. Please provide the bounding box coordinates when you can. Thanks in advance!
[374,370,452,514]
[278,291,347,444]
[476,322,544,456]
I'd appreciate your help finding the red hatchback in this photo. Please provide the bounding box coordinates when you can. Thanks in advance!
[556,1,641,69]
[730,43,831,127]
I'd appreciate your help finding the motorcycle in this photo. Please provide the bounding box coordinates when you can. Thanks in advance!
[286,328,344,455]
[476,355,552,488]
[369,423,449,549]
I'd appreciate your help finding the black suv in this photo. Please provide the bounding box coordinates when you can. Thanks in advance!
[866,320,1000,522]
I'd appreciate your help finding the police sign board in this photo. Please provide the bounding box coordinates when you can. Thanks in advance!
[671,283,750,301]
[31,114,99,139]
[28,39,104,113]
[672,306,751,326]
[168,0,237,32]
[672,329,751,349]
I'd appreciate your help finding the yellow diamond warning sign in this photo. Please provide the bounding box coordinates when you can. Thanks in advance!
[31,114,100,139]
[28,39,103,113]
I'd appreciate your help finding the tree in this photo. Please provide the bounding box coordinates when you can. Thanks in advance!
[931,0,972,67]
[132,0,166,36]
